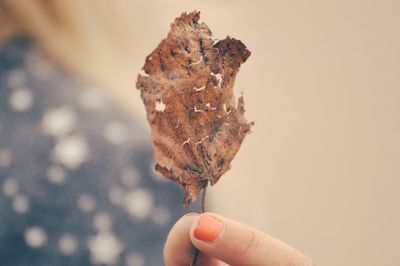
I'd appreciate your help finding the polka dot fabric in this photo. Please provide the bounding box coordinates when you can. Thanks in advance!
[0,37,197,265]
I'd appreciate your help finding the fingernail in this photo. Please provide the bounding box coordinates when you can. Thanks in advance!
[193,214,223,242]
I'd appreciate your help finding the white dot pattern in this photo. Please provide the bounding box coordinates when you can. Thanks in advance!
[104,121,128,144]
[0,40,185,265]
[25,226,47,248]
[9,88,34,112]
[52,134,89,169]
[87,232,123,264]
[12,194,30,214]
[125,189,154,219]
[47,165,66,184]
[58,233,78,255]
[79,88,107,111]
[0,149,12,167]
[2,178,18,197]
[41,106,76,136]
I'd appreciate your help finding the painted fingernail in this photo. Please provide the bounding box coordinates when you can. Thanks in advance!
[193,214,223,242]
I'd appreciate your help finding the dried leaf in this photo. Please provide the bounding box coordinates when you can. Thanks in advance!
[136,11,253,205]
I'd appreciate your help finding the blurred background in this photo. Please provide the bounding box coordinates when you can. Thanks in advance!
[1,0,399,266]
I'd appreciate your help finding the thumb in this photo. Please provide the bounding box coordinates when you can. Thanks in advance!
[190,213,313,266]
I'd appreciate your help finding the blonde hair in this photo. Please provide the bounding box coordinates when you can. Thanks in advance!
[0,0,145,118]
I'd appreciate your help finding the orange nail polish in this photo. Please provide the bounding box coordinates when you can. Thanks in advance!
[194,214,223,242]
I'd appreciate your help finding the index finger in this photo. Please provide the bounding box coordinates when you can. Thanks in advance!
[190,213,313,266]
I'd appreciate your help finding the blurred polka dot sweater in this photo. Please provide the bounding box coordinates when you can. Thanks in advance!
[0,37,194,266]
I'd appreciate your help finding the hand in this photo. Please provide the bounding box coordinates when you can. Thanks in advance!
[164,213,313,266]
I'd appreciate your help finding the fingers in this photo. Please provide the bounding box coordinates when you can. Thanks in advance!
[190,213,313,266]
[164,213,221,266]
[165,212,313,266]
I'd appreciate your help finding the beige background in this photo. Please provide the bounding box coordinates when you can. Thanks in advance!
[122,1,400,265]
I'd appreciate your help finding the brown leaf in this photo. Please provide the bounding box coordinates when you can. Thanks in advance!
[136,11,253,205]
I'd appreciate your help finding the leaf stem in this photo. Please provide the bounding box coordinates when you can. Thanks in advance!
[190,184,207,266]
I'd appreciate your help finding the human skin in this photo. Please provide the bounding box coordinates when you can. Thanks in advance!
[164,213,313,266]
